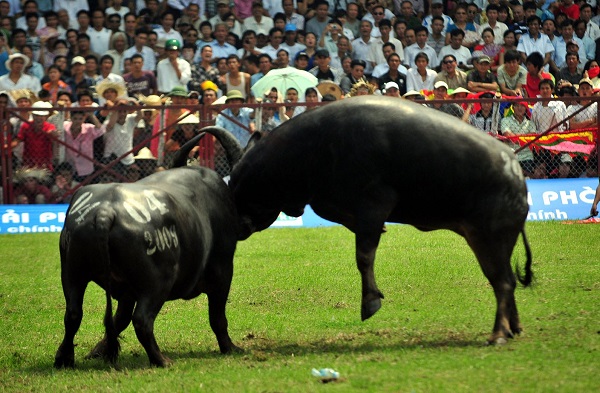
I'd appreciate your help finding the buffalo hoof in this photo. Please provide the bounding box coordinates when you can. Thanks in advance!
[224,344,244,354]
[152,356,173,368]
[85,340,106,360]
[361,297,382,321]
[54,352,75,369]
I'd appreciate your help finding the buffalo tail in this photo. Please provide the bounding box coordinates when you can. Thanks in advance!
[516,228,533,287]
[95,208,120,364]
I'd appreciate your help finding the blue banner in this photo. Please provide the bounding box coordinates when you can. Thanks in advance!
[1,178,598,234]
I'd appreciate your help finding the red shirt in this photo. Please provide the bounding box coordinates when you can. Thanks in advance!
[17,121,57,170]
[557,4,580,21]
[524,72,552,99]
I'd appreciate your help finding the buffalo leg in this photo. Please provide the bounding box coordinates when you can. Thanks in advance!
[54,282,87,368]
[466,230,521,344]
[207,287,240,354]
[86,298,135,360]
[356,230,385,321]
[131,297,170,367]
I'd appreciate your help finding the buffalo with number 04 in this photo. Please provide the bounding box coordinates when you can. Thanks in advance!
[54,128,243,368]
[198,96,534,345]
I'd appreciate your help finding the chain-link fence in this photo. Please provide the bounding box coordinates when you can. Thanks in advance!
[1,97,598,204]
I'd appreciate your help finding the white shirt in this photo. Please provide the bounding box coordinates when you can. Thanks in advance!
[243,16,274,36]
[404,43,438,69]
[478,22,508,45]
[585,20,600,41]
[123,46,157,72]
[88,27,112,56]
[438,45,472,67]
[517,32,554,71]
[368,37,405,65]
[0,73,41,92]
[351,37,376,74]
[406,68,437,91]
[103,113,136,165]
[53,0,89,22]
[156,57,192,93]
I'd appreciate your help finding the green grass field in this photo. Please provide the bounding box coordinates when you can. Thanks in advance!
[0,222,598,392]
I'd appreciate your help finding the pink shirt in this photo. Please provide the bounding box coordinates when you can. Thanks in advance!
[63,121,106,177]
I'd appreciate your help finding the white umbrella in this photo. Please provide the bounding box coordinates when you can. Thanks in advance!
[251,67,318,100]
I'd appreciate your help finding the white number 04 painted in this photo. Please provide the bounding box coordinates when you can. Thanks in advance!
[123,190,170,223]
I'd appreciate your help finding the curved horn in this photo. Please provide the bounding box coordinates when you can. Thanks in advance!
[171,132,206,168]
[198,126,244,168]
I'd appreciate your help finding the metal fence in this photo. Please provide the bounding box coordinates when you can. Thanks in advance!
[1,97,598,204]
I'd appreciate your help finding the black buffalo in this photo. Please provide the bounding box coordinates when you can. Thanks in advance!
[200,96,533,345]
[54,127,243,368]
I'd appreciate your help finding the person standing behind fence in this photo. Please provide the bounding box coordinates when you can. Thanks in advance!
[215,89,254,147]
[63,110,105,182]
[0,53,41,92]
[12,101,58,170]
[501,100,537,178]
[103,98,140,173]
[567,77,597,129]
[124,54,157,97]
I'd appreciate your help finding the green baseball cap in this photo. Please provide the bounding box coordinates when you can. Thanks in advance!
[165,39,181,50]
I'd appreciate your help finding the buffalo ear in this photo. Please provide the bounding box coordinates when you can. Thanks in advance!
[245,131,262,152]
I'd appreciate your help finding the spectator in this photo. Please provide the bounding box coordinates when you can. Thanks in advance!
[474,27,504,72]
[371,42,407,78]
[123,29,157,72]
[156,10,184,45]
[396,0,421,29]
[281,23,306,65]
[523,52,552,97]
[15,1,46,30]
[97,55,125,85]
[467,55,499,93]
[244,1,274,36]
[378,53,407,95]
[478,4,508,45]
[157,39,191,95]
[150,86,189,160]
[438,29,472,70]
[558,51,583,85]
[22,45,44,81]
[221,54,251,98]
[446,4,478,51]
[102,98,139,174]
[434,54,468,90]
[340,59,367,94]
[0,53,41,92]
[12,167,52,204]
[216,89,254,147]
[383,81,400,97]
[42,65,70,104]
[500,100,537,178]
[424,1,453,36]
[76,33,101,61]
[531,78,568,133]
[406,52,437,91]
[368,19,404,69]
[352,20,375,75]
[305,0,330,40]
[106,32,128,74]
[210,22,238,61]
[468,92,496,133]
[53,0,88,25]
[210,0,243,39]
[262,27,286,60]
[12,101,58,170]
[550,19,586,74]
[404,26,437,69]
[124,54,158,97]
[574,19,596,62]
[65,56,93,98]
[88,10,112,55]
[427,16,446,55]
[50,162,79,203]
[330,35,351,70]
[309,49,344,84]
[237,30,264,60]
[497,49,526,96]
[517,15,554,73]
[557,0,579,21]
[502,30,517,54]
[567,77,597,129]
[282,0,305,32]
[294,50,309,71]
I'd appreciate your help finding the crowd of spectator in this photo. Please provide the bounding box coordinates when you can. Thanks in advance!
[1,0,599,204]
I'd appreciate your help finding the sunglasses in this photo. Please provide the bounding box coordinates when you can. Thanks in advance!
[443,59,455,64]
[373,12,384,15]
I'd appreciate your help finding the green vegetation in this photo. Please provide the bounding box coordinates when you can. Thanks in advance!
[0,222,598,392]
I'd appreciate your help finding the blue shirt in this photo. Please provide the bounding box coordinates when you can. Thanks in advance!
[215,107,254,147]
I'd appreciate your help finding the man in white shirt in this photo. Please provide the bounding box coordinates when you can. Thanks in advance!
[243,1,274,36]
[157,39,191,94]
[423,0,454,36]
[123,29,157,72]
[53,0,88,24]
[88,10,112,55]
[477,4,507,45]
[580,4,600,41]
[404,26,438,68]
[156,10,184,46]
[438,29,473,69]
[517,15,554,72]
[0,53,41,92]
[352,20,376,75]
